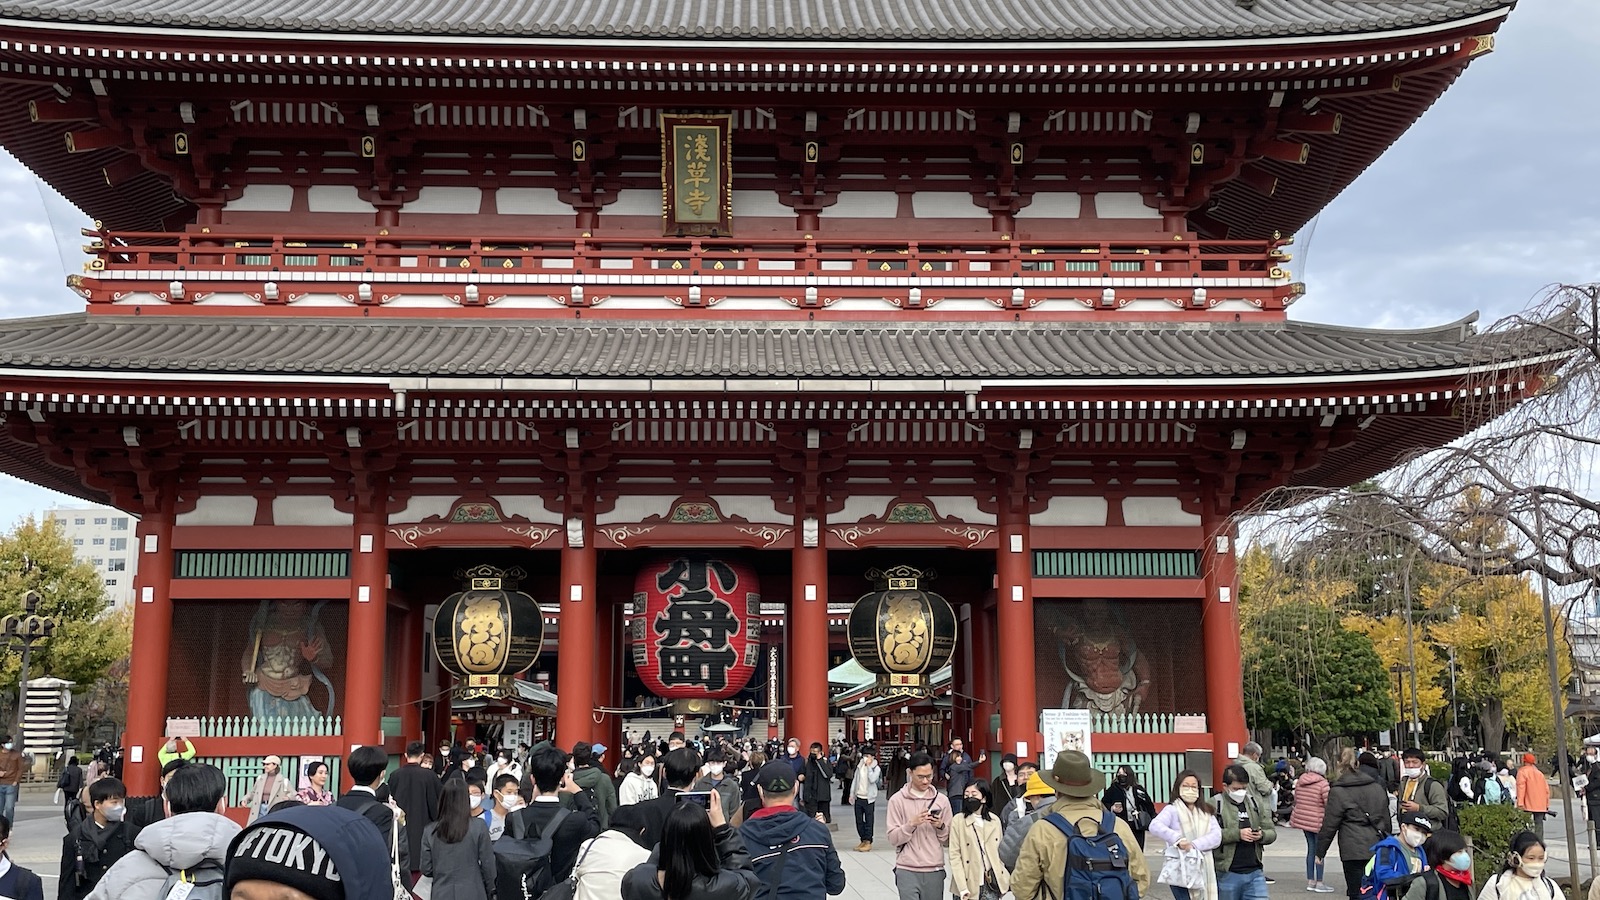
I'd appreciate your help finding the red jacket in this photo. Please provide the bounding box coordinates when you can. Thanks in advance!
[1288,770,1329,832]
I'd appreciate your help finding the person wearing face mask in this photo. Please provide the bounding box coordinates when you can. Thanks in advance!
[1397,749,1451,833]
[1150,770,1222,900]
[622,756,661,807]
[948,782,1008,900]
[484,773,524,841]
[696,747,742,823]
[422,777,497,900]
[1211,765,1276,900]
[1102,764,1157,849]
[59,776,136,900]
[998,773,1059,871]
[0,735,22,827]
[802,743,835,824]
[785,739,806,779]
[1401,830,1473,900]
[1478,832,1557,900]
[1318,747,1393,900]
[1360,812,1433,900]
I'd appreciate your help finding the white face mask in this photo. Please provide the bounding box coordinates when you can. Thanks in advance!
[640,765,656,778]
[1227,789,1248,803]
[103,804,126,822]
[1520,861,1545,879]
[1179,787,1200,803]
[1401,767,1422,779]
[1402,828,1427,849]
[501,793,523,811]
[709,763,725,776]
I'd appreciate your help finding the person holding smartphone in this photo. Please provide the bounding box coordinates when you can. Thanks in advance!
[886,752,952,900]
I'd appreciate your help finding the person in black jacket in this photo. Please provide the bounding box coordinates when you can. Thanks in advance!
[57,756,85,829]
[621,795,760,900]
[57,777,136,900]
[1101,764,1157,849]
[1316,748,1392,900]
[508,745,599,882]
[389,740,443,884]
[335,745,409,877]
[801,744,833,823]
[639,748,703,853]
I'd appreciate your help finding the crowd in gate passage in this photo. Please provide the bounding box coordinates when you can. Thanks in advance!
[18,732,1600,900]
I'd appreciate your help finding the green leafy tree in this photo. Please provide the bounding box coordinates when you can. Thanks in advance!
[0,517,132,697]
[1241,546,1395,753]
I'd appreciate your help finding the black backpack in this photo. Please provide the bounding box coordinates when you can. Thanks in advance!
[495,807,572,900]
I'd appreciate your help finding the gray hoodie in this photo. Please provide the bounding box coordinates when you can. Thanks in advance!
[86,812,241,900]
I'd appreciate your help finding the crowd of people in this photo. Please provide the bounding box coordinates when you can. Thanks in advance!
[14,733,1597,900]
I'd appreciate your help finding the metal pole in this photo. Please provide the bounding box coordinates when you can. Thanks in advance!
[1533,503,1583,900]
[13,642,28,757]
[1403,564,1423,741]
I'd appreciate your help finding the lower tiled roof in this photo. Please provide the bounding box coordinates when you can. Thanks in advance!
[0,313,1535,382]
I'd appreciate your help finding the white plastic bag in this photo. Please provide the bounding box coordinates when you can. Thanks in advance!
[1157,848,1208,892]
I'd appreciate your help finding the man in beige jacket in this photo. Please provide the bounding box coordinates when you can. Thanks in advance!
[1011,751,1150,900]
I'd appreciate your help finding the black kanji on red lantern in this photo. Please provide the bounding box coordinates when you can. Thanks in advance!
[652,557,742,692]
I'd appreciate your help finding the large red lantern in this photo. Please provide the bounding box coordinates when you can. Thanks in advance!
[630,555,761,699]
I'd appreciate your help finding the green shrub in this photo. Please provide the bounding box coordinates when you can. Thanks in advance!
[1427,759,1452,782]
[1456,803,1534,884]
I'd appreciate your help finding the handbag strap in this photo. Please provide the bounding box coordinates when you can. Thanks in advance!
[761,838,794,900]
[568,836,599,886]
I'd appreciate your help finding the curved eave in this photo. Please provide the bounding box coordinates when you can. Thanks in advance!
[0,6,1512,52]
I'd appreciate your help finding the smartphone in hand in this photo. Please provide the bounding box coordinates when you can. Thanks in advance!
[676,791,714,809]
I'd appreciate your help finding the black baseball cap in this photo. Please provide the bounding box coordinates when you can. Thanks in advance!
[1398,811,1437,833]
[755,760,797,793]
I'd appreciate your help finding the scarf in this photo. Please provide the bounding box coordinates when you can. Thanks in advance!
[1438,868,1473,889]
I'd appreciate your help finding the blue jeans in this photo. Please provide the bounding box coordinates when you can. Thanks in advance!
[1304,829,1325,881]
[1218,869,1270,900]
[0,784,16,824]
[1171,888,1196,900]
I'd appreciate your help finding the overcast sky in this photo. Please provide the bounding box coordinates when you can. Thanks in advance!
[0,0,1596,525]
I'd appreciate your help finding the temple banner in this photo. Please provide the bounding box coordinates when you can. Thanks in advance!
[661,114,733,235]
[1040,708,1093,770]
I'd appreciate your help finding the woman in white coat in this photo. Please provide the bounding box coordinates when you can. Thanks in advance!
[948,781,1009,900]
[1149,769,1222,900]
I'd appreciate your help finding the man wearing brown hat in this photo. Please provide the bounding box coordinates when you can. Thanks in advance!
[1011,751,1150,900]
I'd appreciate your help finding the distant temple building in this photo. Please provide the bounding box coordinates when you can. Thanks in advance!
[0,0,1545,801]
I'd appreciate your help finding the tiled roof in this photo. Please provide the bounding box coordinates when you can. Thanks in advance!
[0,313,1529,382]
[0,0,1509,42]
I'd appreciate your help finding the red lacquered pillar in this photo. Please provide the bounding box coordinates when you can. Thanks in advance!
[343,496,390,753]
[123,493,176,796]
[996,500,1038,761]
[790,510,830,752]
[1201,509,1247,786]
[556,512,598,747]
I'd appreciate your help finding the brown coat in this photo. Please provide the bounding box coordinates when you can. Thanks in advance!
[1011,796,1151,900]
[0,748,24,786]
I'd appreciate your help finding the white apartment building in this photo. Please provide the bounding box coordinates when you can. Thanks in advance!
[45,505,138,608]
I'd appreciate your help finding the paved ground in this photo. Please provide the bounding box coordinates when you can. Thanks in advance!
[10,785,1600,899]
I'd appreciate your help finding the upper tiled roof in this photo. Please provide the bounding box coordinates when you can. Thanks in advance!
[0,0,1509,42]
[0,313,1535,383]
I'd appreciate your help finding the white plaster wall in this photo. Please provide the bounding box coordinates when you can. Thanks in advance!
[272,496,355,526]
[1021,191,1083,218]
[1122,497,1201,526]
[175,495,256,527]
[406,187,482,214]
[911,192,988,219]
[496,188,570,216]
[711,495,784,523]
[607,190,664,217]
[833,495,895,524]
[1093,192,1160,219]
[1033,496,1109,527]
[927,496,997,526]
[498,497,562,524]
[598,495,676,525]
[306,185,372,213]
[392,496,456,522]
[226,184,294,212]
[827,192,898,218]
[732,190,791,218]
